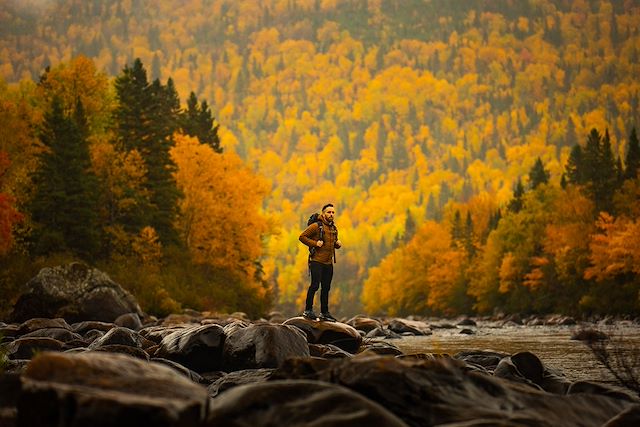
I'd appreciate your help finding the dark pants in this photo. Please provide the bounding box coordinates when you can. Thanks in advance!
[305,261,333,313]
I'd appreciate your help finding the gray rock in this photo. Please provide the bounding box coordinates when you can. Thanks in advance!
[155,323,226,373]
[387,318,432,335]
[206,379,409,427]
[207,368,275,397]
[10,263,143,323]
[114,313,143,331]
[18,351,210,427]
[223,323,309,371]
[365,326,402,339]
[6,337,65,359]
[283,317,363,353]
[88,326,147,350]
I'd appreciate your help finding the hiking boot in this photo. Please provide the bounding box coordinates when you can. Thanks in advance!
[319,312,337,322]
[302,310,318,320]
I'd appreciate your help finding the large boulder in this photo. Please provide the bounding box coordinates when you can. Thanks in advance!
[273,354,633,427]
[223,323,310,371]
[283,317,362,353]
[205,380,409,427]
[17,351,210,427]
[155,323,226,373]
[207,368,275,398]
[10,263,143,323]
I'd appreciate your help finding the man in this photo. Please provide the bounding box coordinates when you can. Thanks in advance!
[299,203,342,321]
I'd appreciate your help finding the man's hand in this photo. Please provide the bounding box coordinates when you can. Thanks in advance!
[316,240,324,247]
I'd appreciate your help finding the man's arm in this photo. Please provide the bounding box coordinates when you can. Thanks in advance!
[299,223,320,247]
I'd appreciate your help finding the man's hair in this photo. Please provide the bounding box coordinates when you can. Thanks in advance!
[322,203,334,212]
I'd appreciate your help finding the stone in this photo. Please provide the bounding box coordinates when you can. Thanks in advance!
[92,344,150,360]
[6,337,64,360]
[459,328,475,335]
[387,318,432,335]
[87,326,148,350]
[155,323,226,373]
[223,323,309,371]
[10,263,143,323]
[365,326,402,339]
[283,316,362,353]
[150,358,205,383]
[207,368,275,398]
[308,343,353,359]
[18,351,210,427]
[571,328,609,341]
[568,381,639,402]
[17,318,71,335]
[454,350,510,372]
[602,405,640,427]
[205,380,409,427]
[139,325,188,344]
[346,315,383,332]
[72,320,114,335]
[271,354,633,427]
[21,328,83,343]
[114,312,143,330]
[456,317,478,326]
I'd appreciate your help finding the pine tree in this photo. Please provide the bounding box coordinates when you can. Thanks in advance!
[403,209,416,242]
[528,157,550,189]
[29,98,100,258]
[180,91,222,153]
[565,144,585,185]
[507,178,525,213]
[114,59,182,246]
[624,127,640,180]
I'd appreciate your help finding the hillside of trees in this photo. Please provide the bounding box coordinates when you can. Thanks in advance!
[1,0,639,316]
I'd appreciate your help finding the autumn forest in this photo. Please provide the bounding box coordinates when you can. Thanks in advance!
[1,0,639,318]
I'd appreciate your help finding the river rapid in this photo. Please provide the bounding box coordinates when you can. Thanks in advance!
[393,322,640,384]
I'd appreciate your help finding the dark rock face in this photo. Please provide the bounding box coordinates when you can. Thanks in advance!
[273,355,632,427]
[10,263,143,323]
[223,323,310,370]
[282,317,362,353]
[17,351,210,427]
[155,323,226,373]
[387,318,432,335]
[6,337,65,360]
[205,380,409,427]
[207,368,275,398]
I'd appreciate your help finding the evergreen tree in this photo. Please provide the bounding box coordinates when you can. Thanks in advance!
[180,91,222,153]
[507,178,525,213]
[450,209,463,245]
[403,209,416,243]
[528,157,550,189]
[624,127,640,180]
[29,97,100,258]
[114,58,182,246]
[464,211,475,258]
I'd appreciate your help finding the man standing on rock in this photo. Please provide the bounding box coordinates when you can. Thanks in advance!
[299,203,341,321]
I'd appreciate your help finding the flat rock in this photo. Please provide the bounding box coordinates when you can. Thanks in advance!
[207,368,275,398]
[387,318,432,335]
[18,351,210,427]
[283,317,362,353]
[205,379,409,427]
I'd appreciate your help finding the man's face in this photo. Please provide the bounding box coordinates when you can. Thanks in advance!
[323,206,336,222]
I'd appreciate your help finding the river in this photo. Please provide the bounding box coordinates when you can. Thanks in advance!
[393,322,640,384]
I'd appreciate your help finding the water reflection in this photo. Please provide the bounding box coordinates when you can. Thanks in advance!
[393,324,640,383]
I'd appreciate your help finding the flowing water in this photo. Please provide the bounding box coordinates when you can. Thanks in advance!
[393,323,640,383]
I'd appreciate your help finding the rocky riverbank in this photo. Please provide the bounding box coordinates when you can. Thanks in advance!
[1,263,639,426]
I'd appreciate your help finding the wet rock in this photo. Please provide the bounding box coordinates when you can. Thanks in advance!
[17,318,71,335]
[206,379,409,427]
[271,354,632,427]
[360,340,403,356]
[6,337,65,360]
[308,343,353,358]
[83,329,105,343]
[267,311,286,323]
[456,317,477,327]
[454,350,509,372]
[139,324,188,344]
[387,318,432,335]
[18,351,210,427]
[21,328,83,343]
[93,344,150,360]
[283,317,362,353]
[493,357,541,390]
[207,368,275,398]
[571,328,609,341]
[87,326,146,350]
[346,315,383,332]
[568,381,639,402]
[459,328,475,335]
[114,312,143,330]
[365,326,402,339]
[155,323,226,373]
[223,323,309,370]
[150,358,205,383]
[0,324,19,340]
[558,316,577,326]
[10,263,143,323]
[72,320,114,335]
[602,405,640,427]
